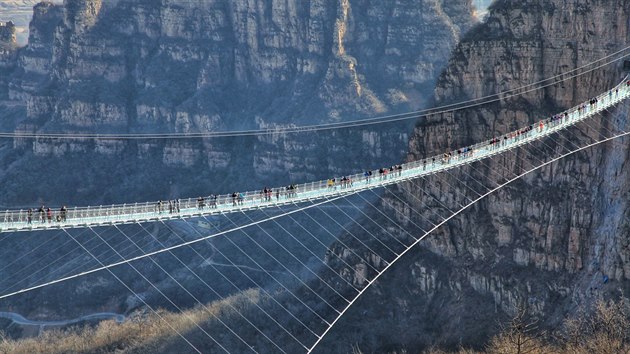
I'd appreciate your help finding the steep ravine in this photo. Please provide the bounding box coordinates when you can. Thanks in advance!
[321,0,630,352]
[0,0,476,343]
[0,0,475,207]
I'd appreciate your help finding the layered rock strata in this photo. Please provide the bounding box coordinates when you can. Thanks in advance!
[0,22,18,99]
[0,0,474,206]
[324,0,630,351]
[0,0,476,342]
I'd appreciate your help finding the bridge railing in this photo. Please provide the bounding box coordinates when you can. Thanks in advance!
[1,78,628,231]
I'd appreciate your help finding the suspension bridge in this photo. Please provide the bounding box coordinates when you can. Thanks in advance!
[1,79,628,233]
[1,65,629,354]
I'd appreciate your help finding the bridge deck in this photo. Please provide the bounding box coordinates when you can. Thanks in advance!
[1,80,628,233]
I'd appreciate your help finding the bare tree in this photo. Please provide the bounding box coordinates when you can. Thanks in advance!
[561,297,630,354]
[487,304,546,354]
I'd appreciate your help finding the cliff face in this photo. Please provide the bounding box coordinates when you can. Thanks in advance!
[11,0,470,141]
[8,2,62,102]
[324,0,630,351]
[411,0,630,298]
[0,0,474,205]
[0,1,62,44]
[0,0,476,340]
[0,22,17,100]
[0,22,17,44]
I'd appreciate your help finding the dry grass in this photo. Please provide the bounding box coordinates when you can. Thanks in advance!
[0,289,261,354]
[424,348,481,354]
[485,298,630,354]
[560,298,630,354]
[426,298,630,354]
[1,294,628,354]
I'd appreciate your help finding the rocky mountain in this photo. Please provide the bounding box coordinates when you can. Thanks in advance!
[0,0,477,346]
[472,0,493,18]
[0,0,475,207]
[3,0,628,353]
[319,0,630,352]
[0,0,62,45]
[0,21,18,99]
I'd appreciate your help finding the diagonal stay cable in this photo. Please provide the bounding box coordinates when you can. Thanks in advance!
[33,226,161,297]
[308,128,630,353]
[271,206,363,293]
[191,215,320,345]
[242,208,356,302]
[294,200,382,275]
[383,180,450,225]
[0,229,68,275]
[326,194,408,254]
[90,226,228,353]
[60,228,203,354]
[313,197,397,262]
[352,191,426,245]
[2,224,151,296]
[338,193,413,249]
[0,228,91,293]
[116,224,256,353]
[13,225,159,298]
[233,209,363,333]
[357,188,434,248]
[152,220,292,353]
[222,212,339,321]
[0,196,347,301]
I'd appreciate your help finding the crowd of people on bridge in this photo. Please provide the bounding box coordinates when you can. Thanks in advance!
[326,165,403,190]
[155,199,182,214]
[26,205,68,224]
[7,84,624,229]
[196,195,218,210]
[191,184,302,211]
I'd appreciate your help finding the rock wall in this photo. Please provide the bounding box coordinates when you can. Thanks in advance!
[0,22,18,99]
[9,2,63,102]
[324,0,630,351]
[0,0,476,339]
[0,0,474,206]
[0,21,17,44]
[410,0,630,295]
